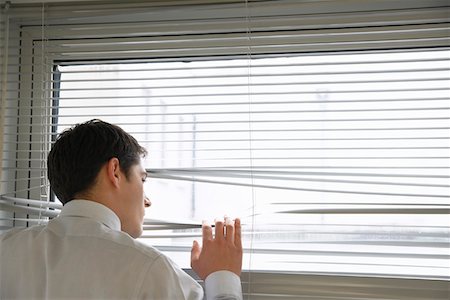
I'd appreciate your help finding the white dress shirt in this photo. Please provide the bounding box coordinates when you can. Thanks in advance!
[0,200,242,300]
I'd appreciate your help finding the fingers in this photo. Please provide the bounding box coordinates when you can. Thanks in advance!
[190,240,201,268]
[191,240,200,259]
[203,217,241,247]
[214,219,225,240]
[225,217,235,244]
[234,218,242,249]
[202,220,213,243]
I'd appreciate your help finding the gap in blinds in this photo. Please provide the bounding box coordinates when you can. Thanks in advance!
[0,0,449,299]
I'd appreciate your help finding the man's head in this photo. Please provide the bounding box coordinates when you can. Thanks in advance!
[48,119,149,237]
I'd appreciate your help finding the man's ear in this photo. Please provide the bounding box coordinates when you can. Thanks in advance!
[106,157,121,188]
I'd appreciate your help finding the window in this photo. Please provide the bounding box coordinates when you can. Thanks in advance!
[1,0,449,298]
[54,49,449,278]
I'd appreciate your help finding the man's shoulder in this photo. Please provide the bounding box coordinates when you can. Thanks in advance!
[0,226,47,252]
[82,224,164,262]
[0,225,46,241]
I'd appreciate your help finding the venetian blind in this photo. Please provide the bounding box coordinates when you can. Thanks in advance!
[1,0,449,299]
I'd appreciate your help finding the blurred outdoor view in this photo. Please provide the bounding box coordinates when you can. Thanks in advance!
[55,49,449,278]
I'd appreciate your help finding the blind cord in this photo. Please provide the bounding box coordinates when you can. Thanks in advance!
[245,0,256,298]
[37,1,45,225]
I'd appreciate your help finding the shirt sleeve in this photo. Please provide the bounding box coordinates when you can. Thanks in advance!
[204,271,243,300]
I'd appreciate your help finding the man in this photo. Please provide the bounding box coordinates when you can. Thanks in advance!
[0,119,243,299]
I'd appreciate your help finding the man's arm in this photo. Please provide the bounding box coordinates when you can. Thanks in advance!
[191,217,243,300]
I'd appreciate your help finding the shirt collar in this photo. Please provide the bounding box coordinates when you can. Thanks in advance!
[59,199,121,231]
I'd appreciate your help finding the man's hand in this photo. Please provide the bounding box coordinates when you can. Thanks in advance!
[191,217,243,280]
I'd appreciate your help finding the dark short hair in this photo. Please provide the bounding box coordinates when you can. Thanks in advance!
[47,119,147,204]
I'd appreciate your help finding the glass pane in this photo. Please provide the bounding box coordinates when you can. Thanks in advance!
[56,49,450,278]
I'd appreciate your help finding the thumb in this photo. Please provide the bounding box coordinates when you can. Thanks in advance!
[191,240,201,262]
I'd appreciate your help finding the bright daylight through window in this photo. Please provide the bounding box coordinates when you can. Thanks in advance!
[55,49,449,278]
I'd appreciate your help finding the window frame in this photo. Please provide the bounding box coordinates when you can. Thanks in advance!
[1,0,449,298]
